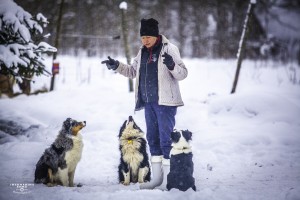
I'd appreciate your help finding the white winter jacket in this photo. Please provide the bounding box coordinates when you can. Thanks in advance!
[116,35,188,110]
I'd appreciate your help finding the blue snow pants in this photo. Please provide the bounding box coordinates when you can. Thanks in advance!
[144,102,177,159]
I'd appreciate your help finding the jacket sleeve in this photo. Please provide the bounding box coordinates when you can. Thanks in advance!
[165,43,188,81]
[115,51,141,79]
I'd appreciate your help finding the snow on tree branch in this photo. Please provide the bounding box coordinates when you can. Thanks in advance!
[119,2,128,10]
[0,0,57,80]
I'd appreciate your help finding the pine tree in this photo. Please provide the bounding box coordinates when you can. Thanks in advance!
[0,0,56,95]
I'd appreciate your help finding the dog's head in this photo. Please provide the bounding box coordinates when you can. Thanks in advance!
[61,118,86,136]
[119,116,144,147]
[171,129,192,150]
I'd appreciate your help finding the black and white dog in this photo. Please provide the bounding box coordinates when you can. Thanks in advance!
[118,116,151,185]
[167,129,196,191]
[34,118,86,187]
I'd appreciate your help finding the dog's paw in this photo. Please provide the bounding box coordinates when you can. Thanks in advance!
[46,183,56,187]
[122,181,130,186]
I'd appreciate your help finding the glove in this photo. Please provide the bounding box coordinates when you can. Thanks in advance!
[162,52,175,70]
[101,56,119,70]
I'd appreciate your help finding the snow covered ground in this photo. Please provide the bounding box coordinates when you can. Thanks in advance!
[0,57,300,200]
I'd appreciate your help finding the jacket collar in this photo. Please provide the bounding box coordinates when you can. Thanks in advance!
[160,34,170,45]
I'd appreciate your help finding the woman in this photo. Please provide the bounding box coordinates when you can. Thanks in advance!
[102,18,188,190]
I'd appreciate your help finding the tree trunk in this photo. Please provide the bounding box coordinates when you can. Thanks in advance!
[121,6,134,92]
[0,74,14,98]
[178,1,184,53]
[18,78,31,95]
[231,0,256,94]
[50,0,64,91]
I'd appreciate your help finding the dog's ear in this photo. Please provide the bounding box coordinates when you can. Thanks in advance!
[182,130,192,141]
[119,120,127,138]
[171,130,181,143]
[63,118,73,133]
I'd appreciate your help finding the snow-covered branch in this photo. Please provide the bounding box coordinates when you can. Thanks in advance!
[0,0,56,79]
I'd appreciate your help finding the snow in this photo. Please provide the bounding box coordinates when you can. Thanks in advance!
[119,2,128,10]
[0,57,300,200]
[255,3,300,41]
[0,0,32,42]
[0,0,56,77]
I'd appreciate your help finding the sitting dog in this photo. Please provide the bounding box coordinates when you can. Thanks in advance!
[118,116,151,185]
[34,118,86,187]
[167,129,196,191]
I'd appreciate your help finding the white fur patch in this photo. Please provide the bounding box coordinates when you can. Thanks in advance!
[170,130,192,156]
[54,168,68,186]
[123,171,130,185]
[55,132,83,186]
[138,167,149,183]
[65,133,83,171]
[120,121,145,182]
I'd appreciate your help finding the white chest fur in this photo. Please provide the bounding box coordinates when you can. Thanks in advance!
[65,133,83,171]
[122,142,143,177]
[54,133,83,186]
[170,132,192,155]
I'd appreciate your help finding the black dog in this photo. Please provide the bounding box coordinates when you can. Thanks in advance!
[118,116,151,185]
[167,129,196,191]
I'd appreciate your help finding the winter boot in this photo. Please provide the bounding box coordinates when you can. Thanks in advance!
[155,158,170,190]
[140,156,163,189]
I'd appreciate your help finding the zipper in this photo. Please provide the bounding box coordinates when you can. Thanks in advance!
[145,62,148,102]
[145,55,151,102]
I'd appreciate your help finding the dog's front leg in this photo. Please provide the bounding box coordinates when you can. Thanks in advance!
[47,168,57,187]
[58,168,69,186]
[122,170,130,185]
[138,167,149,183]
[68,169,76,187]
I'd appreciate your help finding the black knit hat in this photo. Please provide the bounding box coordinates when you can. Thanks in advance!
[140,18,159,37]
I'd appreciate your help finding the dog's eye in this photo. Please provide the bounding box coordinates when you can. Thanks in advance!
[133,124,138,129]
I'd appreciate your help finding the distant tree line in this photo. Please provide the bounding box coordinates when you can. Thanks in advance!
[15,0,300,61]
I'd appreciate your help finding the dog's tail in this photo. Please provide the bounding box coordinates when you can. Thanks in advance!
[34,161,49,184]
[34,149,58,184]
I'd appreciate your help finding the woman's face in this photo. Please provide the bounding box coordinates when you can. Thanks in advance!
[141,36,157,49]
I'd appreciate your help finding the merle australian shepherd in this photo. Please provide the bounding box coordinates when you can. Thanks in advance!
[167,129,196,191]
[118,116,151,185]
[34,118,86,187]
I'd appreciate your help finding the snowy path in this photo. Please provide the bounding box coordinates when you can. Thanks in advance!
[0,58,300,200]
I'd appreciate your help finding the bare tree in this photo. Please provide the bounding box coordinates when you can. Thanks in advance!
[231,0,257,94]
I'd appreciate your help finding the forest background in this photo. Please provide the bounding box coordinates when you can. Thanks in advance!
[14,0,300,62]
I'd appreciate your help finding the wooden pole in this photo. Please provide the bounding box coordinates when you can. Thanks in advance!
[50,0,64,91]
[230,0,256,94]
[120,2,134,92]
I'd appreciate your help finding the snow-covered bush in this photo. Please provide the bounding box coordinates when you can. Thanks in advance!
[0,0,56,81]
